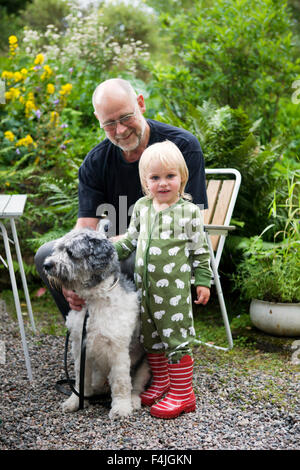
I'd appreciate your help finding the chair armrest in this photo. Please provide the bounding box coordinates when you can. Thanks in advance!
[204,225,236,236]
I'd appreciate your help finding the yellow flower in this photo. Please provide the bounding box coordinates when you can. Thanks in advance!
[1,70,14,80]
[50,111,59,126]
[25,100,36,117]
[5,182,10,187]
[13,71,23,82]
[4,131,15,142]
[41,64,53,80]
[34,53,44,65]
[46,83,55,94]
[16,134,37,148]
[8,35,18,45]
[5,87,21,100]
[59,83,72,96]
[9,36,18,56]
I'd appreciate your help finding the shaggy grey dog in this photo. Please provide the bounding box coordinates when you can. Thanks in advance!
[43,227,150,419]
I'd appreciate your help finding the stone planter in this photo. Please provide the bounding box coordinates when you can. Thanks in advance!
[250,299,300,337]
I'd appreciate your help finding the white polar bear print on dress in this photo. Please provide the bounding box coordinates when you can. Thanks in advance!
[154,294,164,304]
[180,328,187,338]
[137,258,144,267]
[179,217,190,227]
[163,262,175,273]
[180,263,191,272]
[191,218,201,227]
[152,343,165,350]
[154,310,166,319]
[152,331,159,338]
[160,230,172,239]
[148,264,156,272]
[163,328,174,338]
[168,246,180,256]
[171,313,184,321]
[189,326,196,336]
[170,295,181,306]
[178,233,188,240]
[194,247,207,255]
[175,279,185,289]
[188,309,193,318]
[149,246,161,255]
[162,215,173,224]
[156,279,169,287]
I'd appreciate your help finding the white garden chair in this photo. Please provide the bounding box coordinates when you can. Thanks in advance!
[196,168,242,351]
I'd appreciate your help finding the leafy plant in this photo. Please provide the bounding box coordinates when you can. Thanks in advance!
[150,0,300,143]
[233,171,300,303]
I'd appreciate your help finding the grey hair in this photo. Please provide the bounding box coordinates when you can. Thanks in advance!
[92,78,137,111]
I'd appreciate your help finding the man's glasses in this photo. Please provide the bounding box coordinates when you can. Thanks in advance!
[100,110,137,132]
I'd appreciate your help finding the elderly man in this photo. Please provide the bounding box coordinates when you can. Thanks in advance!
[35,78,208,317]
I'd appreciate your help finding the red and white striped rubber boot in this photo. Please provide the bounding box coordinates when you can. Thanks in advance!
[140,353,170,406]
[150,355,196,419]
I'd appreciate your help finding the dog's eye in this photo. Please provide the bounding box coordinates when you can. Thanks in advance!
[66,248,73,258]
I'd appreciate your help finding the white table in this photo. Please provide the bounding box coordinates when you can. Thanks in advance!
[0,195,36,382]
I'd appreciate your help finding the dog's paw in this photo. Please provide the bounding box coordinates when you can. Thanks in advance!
[131,393,141,410]
[109,399,133,420]
[62,393,81,413]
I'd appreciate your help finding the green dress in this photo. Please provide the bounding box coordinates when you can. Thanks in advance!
[114,196,212,362]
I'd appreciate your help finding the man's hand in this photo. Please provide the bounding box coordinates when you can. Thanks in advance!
[194,285,210,306]
[62,287,85,311]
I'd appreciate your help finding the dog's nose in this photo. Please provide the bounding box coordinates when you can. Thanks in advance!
[43,260,54,272]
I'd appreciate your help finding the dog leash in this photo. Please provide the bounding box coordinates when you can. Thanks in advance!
[58,308,90,410]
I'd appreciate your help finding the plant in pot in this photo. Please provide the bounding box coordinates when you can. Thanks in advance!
[233,170,300,336]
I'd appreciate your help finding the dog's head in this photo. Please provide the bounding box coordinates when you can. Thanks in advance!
[43,228,120,291]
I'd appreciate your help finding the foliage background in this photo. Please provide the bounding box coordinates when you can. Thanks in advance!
[0,0,299,303]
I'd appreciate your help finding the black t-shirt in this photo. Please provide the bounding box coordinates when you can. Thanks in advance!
[78,119,207,235]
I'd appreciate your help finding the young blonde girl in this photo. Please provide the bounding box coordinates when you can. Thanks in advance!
[114,140,212,419]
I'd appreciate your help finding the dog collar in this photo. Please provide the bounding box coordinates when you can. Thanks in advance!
[107,276,120,291]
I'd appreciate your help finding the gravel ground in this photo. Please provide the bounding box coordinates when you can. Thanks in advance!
[0,302,299,452]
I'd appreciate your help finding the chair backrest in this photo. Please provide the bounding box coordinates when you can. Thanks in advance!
[203,169,241,267]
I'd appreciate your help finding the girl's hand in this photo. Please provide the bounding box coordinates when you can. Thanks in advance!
[194,285,210,305]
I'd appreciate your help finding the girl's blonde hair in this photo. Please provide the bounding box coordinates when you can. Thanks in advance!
[139,140,191,200]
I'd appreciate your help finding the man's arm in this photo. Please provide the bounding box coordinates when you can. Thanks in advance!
[75,217,99,230]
